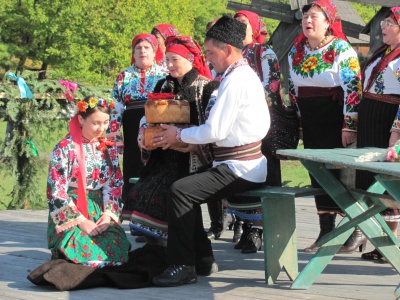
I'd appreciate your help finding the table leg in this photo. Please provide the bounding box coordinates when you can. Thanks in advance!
[291,160,400,289]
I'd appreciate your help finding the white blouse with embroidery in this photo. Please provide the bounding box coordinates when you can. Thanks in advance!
[181,60,270,183]
[364,56,400,132]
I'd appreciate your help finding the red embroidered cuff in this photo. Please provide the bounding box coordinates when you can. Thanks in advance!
[176,128,183,143]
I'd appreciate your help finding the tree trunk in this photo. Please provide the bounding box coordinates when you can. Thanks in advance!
[16,56,27,75]
[38,62,48,80]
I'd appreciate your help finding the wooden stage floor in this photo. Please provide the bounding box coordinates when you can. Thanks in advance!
[0,197,399,300]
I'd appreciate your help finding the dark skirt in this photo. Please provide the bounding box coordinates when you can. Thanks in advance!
[122,148,190,239]
[122,107,145,199]
[297,94,344,212]
[356,96,399,218]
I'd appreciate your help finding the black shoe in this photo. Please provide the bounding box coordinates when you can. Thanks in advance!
[130,228,143,236]
[196,257,218,276]
[135,236,146,243]
[234,223,252,249]
[207,228,222,240]
[361,249,383,260]
[152,265,197,287]
[241,228,262,254]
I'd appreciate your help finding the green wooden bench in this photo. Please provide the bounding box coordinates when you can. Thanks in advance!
[129,177,324,284]
[229,186,325,284]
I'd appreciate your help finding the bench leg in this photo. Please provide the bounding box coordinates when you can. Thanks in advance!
[261,196,298,284]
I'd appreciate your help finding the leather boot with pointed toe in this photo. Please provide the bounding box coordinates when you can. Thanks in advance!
[304,213,336,252]
[338,227,367,254]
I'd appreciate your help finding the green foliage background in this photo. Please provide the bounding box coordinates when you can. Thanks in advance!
[0,1,381,209]
[0,71,107,209]
[0,0,228,85]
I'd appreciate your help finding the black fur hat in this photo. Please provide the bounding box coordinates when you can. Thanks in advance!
[205,15,246,49]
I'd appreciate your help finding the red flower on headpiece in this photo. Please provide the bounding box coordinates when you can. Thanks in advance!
[77,101,88,113]
[391,7,400,25]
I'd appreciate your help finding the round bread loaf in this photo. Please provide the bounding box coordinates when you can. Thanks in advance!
[144,124,188,148]
[145,99,190,124]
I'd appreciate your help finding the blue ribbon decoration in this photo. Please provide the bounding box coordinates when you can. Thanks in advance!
[7,72,34,99]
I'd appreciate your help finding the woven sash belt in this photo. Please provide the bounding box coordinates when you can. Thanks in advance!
[125,100,146,110]
[212,141,262,162]
[363,92,400,105]
[298,86,344,103]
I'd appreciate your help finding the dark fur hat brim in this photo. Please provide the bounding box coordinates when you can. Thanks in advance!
[206,15,246,49]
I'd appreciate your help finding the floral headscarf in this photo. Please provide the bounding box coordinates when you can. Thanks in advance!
[152,23,180,40]
[165,36,212,79]
[305,0,346,41]
[234,10,268,44]
[391,6,400,25]
[130,33,163,66]
[292,0,346,57]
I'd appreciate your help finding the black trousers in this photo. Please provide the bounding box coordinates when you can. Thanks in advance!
[167,164,262,265]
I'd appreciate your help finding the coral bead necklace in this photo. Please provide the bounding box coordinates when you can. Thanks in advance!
[306,36,330,51]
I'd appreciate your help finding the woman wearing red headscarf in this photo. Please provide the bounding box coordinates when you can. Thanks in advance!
[151,23,181,65]
[108,34,167,203]
[288,0,362,252]
[228,10,284,254]
[124,36,218,275]
[356,7,400,261]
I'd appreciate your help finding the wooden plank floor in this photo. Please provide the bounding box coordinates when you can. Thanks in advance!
[0,197,399,300]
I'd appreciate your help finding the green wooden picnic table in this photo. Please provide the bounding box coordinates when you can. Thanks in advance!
[277,147,400,294]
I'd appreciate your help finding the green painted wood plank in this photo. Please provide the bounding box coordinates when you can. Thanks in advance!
[290,159,400,289]
[261,195,298,284]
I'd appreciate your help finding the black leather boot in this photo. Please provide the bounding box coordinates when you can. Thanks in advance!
[207,200,223,240]
[338,227,367,253]
[304,213,336,252]
[234,222,252,249]
[241,228,263,254]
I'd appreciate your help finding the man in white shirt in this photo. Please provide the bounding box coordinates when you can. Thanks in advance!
[152,15,270,287]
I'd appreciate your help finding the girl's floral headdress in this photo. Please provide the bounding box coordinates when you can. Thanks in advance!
[76,97,115,113]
